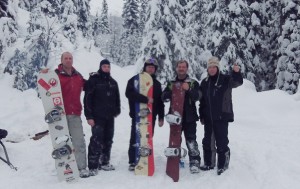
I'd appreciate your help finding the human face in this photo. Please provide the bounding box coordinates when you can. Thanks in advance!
[176,62,188,77]
[145,65,156,75]
[61,52,73,69]
[208,66,218,76]
[101,64,111,73]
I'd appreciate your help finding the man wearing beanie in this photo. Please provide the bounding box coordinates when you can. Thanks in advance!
[199,56,243,175]
[84,59,121,176]
[162,60,202,174]
[125,58,165,171]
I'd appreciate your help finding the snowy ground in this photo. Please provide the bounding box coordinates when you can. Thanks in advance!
[1,49,300,189]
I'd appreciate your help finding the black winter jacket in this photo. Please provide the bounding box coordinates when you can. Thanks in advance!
[199,71,243,123]
[84,71,120,120]
[162,75,200,123]
[125,73,164,120]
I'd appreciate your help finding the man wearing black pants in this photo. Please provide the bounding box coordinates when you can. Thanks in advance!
[84,59,120,176]
[199,56,243,175]
[162,60,202,174]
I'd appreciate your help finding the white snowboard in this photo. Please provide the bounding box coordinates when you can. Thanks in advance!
[37,71,79,182]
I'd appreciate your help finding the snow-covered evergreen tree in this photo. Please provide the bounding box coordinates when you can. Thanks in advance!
[93,0,111,51]
[185,0,208,80]
[139,0,148,34]
[60,0,78,43]
[115,0,140,66]
[74,0,91,37]
[0,0,18,60]
[122,0,139,34]
[5,4,62,91]
[136,0,188,84]
[276,0,300,94]
[18,0,38,12]
[99,0,110,34]
[264,0,282,91]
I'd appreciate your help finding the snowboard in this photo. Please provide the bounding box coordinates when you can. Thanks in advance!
[165,81,185,182]
[37,71,79,182]
[133,72,154,176]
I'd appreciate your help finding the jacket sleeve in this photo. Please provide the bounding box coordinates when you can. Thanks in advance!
[230,71,243,88]
[125,77,148,103]
[157,83,165,120]
[84,78,95,120]
[115,82,121,117]
[199,80,206,121]
[161,81,172,102]
[186,80,201,102]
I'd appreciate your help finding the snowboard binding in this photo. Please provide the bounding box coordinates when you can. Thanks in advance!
[45,106,63,123]
[164,147,187,158]
[138,108,151,117]
[52,145,72,159]
[139,146,152,157]
[165,112,182,125]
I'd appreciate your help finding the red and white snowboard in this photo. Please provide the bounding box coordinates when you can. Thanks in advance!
[134,72,155,176]
[37,71,79,182]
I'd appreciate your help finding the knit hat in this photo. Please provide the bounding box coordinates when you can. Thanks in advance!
[143,58,158,71]
[99,59,110,68]
[207,56,220,69]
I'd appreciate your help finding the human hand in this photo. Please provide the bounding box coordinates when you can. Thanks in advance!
[182,82,189,91]
[40,68,49,73]
[200,119,204,125]
[233,63,240,72]
[148,97,154,104]
[158,119,164,127]
[87,119,95,127]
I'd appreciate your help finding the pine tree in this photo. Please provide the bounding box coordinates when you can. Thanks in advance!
[61,0,78,43]
[185,0,208,80]
[139,0,148,34]
[264,0,282,91]
[74,0,91,37]
[5,4,62,91]
[276,0,300,94]
[0,0,18,60]
[205,0,253,82]
[122,0,139,34]
[99,0,110,34]
[136,0,188,84]
[115,0,140,66]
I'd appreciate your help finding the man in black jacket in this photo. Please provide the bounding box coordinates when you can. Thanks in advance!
[125,58,165,171]
[84,59,120,176]
[162,60,201,174]
[199,56,243,175]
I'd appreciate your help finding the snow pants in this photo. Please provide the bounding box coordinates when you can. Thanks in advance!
[67,115,87,170]
[202,120,230,169]
[182,121,201,165]
[88,118,114,169]
[128,117,156,165]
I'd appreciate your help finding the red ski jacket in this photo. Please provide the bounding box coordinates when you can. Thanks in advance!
[55,64,85,116]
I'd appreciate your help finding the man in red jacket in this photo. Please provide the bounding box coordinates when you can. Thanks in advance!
[53,52,89,178]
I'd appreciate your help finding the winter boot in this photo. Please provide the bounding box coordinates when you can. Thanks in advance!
[79,169,90,178]
[217,150,230,175]
[89,169,98,176]
[200,165,214,171]
[189,160,200,174]
[128,163,136,171]
[100,163,115,171]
